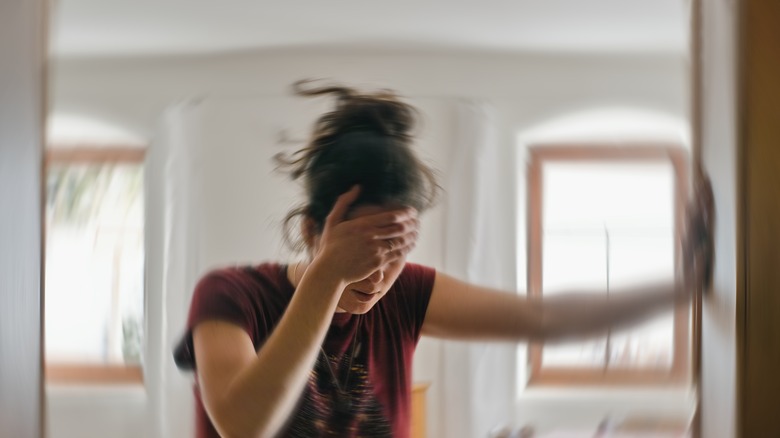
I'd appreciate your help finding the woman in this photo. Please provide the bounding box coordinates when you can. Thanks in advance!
[174,81,713,438]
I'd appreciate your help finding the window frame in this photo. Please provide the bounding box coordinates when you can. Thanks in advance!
[44,145,146,385]
[526,144,690,387]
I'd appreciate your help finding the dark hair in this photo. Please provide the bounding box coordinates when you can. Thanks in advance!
[276,79,440,251]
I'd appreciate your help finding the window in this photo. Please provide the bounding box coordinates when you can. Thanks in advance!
[527,145,689,385]
[45,147,145,384]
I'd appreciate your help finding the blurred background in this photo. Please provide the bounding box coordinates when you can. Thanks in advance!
[43,1,701,437]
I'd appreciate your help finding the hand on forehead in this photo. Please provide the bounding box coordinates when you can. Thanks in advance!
[345,203,408,220]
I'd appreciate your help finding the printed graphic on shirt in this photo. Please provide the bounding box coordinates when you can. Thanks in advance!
[283,346,392,437]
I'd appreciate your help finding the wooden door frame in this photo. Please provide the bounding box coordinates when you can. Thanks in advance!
[692,0,780,436]
[735,1,780,436]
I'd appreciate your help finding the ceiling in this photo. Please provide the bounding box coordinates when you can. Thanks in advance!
[51,0,690,57]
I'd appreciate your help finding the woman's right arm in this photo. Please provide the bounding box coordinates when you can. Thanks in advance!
[192,187,418,438]
[193,260,346,438]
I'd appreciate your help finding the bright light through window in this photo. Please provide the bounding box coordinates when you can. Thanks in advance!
[45,162,144,366]
[542,162,676,370]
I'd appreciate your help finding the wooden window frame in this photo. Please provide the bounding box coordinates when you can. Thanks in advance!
[46,145,145,164]
[527,144,690,387]
[44,145,146,385]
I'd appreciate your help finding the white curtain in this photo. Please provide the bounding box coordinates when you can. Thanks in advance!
[437,101,519,438]
[143,96,303,437]
[145,100,204,438]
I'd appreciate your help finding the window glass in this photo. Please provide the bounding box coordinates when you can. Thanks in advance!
[45,162,144,366]
[541,162,675,370]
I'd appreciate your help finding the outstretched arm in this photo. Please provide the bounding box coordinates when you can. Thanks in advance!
[421,273,685,343]
[422,175,714,344]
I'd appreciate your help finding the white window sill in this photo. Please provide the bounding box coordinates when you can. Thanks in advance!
[46,384,146,400]
[519,386,694,400]
[514,387,695,433]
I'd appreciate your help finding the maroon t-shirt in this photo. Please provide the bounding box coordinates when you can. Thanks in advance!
[173,262,435,438]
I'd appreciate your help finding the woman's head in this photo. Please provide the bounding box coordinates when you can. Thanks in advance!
[278,80,440,250]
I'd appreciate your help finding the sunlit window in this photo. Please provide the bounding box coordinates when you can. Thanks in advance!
[45,147,145,384]
[527,146,689,385]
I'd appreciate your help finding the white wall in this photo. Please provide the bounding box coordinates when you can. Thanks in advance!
[698,0,739,437]
[47,387,146,438]
[0,1,46,437]
[47,49,690,438]
[51,50,687,139]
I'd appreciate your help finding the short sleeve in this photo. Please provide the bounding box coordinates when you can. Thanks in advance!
[187,271,256,334]
[173,269,257,371]
[393,262,436,344]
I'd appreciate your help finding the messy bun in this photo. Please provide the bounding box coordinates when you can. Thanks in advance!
[276,79,440,251]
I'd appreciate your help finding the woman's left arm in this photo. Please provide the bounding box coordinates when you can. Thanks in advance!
[422,171,714,343]
[421,273,687,343]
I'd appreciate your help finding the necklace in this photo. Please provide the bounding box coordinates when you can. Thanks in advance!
[291,262,360,413]
[319,314,362,415]
[291,261,301,286]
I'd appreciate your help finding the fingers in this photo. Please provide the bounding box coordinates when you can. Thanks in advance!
[382,231,419,262]
[356,208,418,229]
[682,171,716,292]
[383,228,419,254]
[692,175,714,238]
[324,185,361,229]
[343,206,417,240]
[696,173,715,213]
[372,216,419,240]
[362,221,419,269]
[694,174,715,288]
[322,194,420,272]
